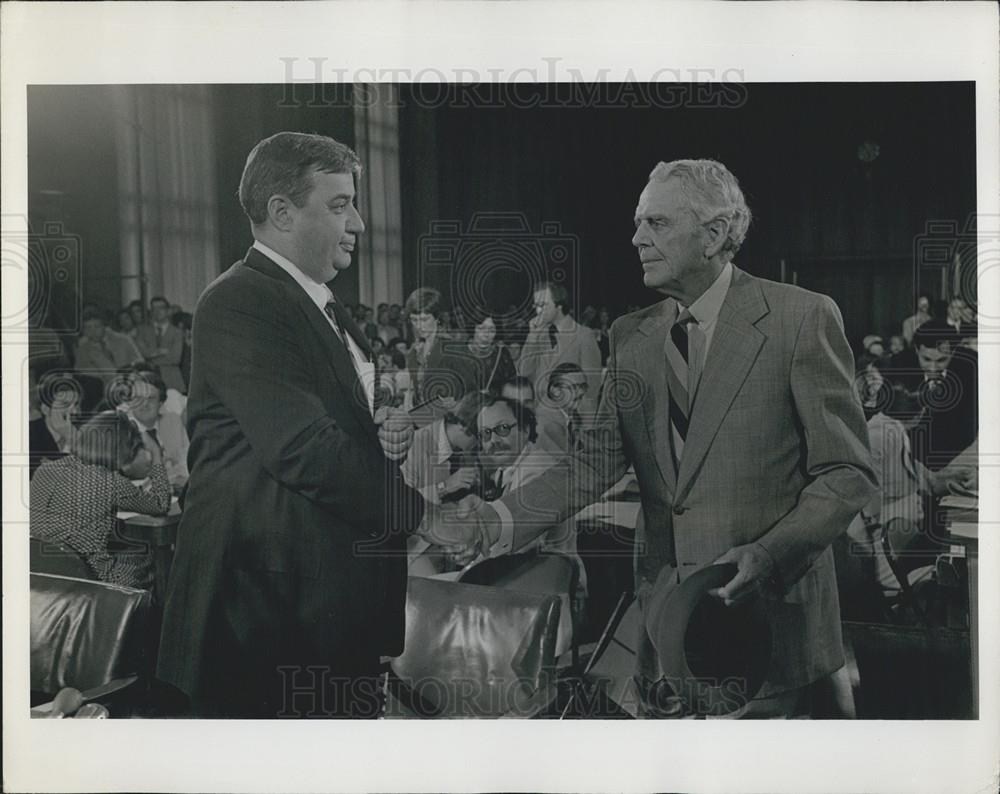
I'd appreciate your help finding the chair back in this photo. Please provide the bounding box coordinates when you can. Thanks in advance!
[389,576,561,718]
[30,536,96,580]
[30,573,151,696]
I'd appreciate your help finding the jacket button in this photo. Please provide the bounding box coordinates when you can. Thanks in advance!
[672,505,686,516]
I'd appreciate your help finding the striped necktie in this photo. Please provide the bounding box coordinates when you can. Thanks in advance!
[664,309,696,469]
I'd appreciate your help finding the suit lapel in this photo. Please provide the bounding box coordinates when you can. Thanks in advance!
[675,268,768,500]
[242,248,377,440]
[633,302,677,497]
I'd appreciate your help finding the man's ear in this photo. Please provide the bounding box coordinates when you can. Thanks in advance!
[266,194,295,232]
[702,216,731,260]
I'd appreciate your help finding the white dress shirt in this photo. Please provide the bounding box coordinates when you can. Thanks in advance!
[253,240,374,413]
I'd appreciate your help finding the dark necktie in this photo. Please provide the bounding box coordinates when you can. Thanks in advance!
[325,299,372,362]
[547,324,558,350]
[146,426,162,451]
[447,452,462,475]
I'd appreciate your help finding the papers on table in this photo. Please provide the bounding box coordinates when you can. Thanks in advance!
[939,494,978,511]
[949,522,978,540]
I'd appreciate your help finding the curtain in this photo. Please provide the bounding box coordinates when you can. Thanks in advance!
[113,85,219,314]
[353,84,404,306]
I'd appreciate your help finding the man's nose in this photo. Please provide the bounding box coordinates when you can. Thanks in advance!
[348,205,365,234]
[631,225,646,248]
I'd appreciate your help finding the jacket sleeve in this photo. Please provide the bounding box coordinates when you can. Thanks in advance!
[755,296,878,587]
[196,282,417,532]
[502,319,633,551]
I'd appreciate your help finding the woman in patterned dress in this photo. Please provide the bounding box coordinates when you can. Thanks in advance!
[30,410,171,588]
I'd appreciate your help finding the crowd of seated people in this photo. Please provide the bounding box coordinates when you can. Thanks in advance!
[844,295,978,614]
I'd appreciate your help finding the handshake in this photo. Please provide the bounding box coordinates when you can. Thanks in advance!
[419,494,501,567]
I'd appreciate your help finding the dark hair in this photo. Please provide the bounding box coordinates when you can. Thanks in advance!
[547,361,585,399]
[405,287,446,320]
[390,350,406,370]
[172,311,193,331]
[387,337,407,350]
[149,295,169,309]
[912,318,960,351]
[72,410,144,470]
[444,390,486,434]
[498,375,535,398]
[239,132,362,225]
[112,363,167,405]
[480,393,537,443]
[36,371,82,410]
[536,281,570,313]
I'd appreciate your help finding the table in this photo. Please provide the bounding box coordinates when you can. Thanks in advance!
[116,500,182,601]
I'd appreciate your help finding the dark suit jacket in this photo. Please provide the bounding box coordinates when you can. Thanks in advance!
[404,335,469,404]
[156,248,423,715]
[500,267,877,695]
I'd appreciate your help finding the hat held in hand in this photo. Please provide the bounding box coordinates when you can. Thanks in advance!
[644,563,772,717]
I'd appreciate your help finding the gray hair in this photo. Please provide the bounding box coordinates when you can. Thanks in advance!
[649,159,752,259]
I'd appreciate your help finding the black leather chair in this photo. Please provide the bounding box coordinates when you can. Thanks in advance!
[30,573,152,715]
[385,576,562,718]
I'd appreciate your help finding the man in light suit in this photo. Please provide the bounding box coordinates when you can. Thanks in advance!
[518,281,602,404]
[157,132,420,718]
[135,296,186,393]
[446,159,876,716]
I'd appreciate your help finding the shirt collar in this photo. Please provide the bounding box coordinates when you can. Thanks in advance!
[680,261,733,326]
[253,240,333,312]
[500,441,535,484]
[436,419,454,464]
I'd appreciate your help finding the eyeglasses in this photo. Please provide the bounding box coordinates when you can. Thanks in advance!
[478,422,518,442]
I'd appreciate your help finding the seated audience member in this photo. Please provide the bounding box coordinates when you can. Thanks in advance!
[535,361,591,454]
[888,334,905,355]
[404,287,468,406]
[402,391,483,504]
[862,334,885,358]
[127,300,146,329]
[120,366,190,492]
[403,392,484,576]
[467,394,579,653]
[845,356,967,591]
[134,296,186,393]
[75,308,144,384]
[117,309,138,338]
[499,375,536,410]
[29,373,81,478]
[30,410,170,588]
[901,293,933,346]
[375,306,401,347]
[889,319,978,472]
[451,313,518,395]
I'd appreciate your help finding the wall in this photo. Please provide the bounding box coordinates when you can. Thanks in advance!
[399,82,977,347]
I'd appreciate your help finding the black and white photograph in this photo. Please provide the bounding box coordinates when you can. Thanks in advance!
[3,2,999,792]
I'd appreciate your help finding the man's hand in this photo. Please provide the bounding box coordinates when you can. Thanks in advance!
[442,466,477,496]
[374,406,414,461]
[708,543,776,607]
[419,496,482,558]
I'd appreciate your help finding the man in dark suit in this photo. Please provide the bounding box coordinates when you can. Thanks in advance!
[157,132,421,718]
[442,159,877,717]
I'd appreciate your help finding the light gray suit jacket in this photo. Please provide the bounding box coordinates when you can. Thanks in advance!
[500,266,877,694]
